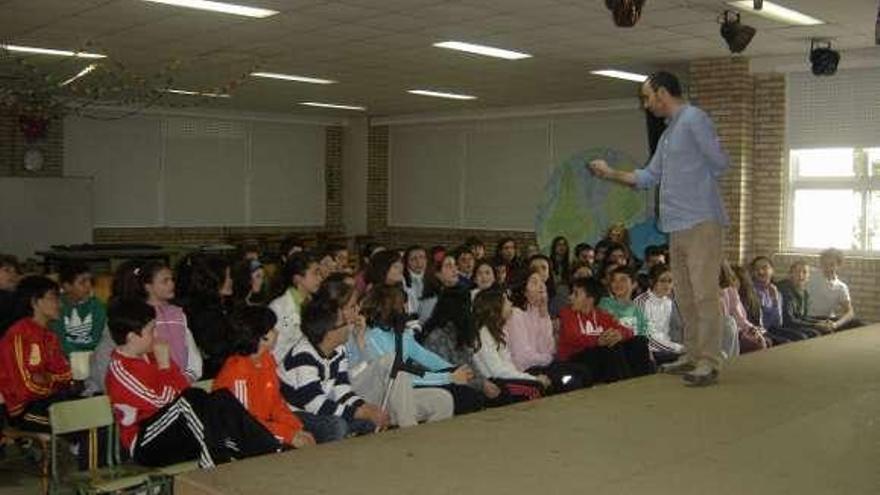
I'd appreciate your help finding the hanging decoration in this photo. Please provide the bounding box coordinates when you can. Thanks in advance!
[1,41,258,171]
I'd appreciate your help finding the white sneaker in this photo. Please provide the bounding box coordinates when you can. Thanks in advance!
[659,357,696,375]
[683,364,719,387]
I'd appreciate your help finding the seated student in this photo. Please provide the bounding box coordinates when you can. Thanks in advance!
[231,258,266,307]
[777,261,829,337]
[403,245,430,305]
[636,245,666,295]
[493,238,525,277]
[269,252,323,363]
[454,246,476,288]
[365,250,410,309]
[719,262,769,353]
[470,260,497,300]
[279,285,389,444]
[807,248,862,331]
[420,293,495,412]
[549,236,571,287]
[751,256,815,343]
[599,267,649,338]
[633,264,685,365]
[355,243,386,294]
[106,299,279,468]
[573,243,595,270]
[50,261,107,356]
[354,285,458,424]
[472,287,549,405]
[0,277,75,431]
[558,277,654,383]
[527,254,567,318]
[568,261,593,282]
[506,271,590,393]
[112,260,203,382]
[177,254,232,379]
[326,244,351,275]
[463,237,484,262]
[317,249,339,280]
[0,254,21,334]
[214,306,315,448]
[416,254,464,325]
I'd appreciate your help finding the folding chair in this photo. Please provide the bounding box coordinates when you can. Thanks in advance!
[48,396,170,494]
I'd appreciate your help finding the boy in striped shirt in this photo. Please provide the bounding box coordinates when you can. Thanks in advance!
[279,290,388,444]
[105,299,279,468]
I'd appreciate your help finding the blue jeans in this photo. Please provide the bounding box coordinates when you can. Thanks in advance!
[294,411,375,444]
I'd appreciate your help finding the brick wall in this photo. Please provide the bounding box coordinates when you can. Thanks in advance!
[750,74,786,260]
[325,126,344,231]
[0,109,63,177]
[689,58,754,264]
[367,125,389,234]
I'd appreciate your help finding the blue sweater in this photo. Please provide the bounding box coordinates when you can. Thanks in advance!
[364,326,454,387]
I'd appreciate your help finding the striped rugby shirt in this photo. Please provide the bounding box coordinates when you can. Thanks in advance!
[278,339,364,420]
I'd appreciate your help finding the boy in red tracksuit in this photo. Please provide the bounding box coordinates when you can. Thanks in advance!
[558,277,654,383]
[105,299,280,469]
[0,277,75,432]
[213,306,315,448]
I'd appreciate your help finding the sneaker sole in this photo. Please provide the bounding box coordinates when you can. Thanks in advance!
[683,371,719,387]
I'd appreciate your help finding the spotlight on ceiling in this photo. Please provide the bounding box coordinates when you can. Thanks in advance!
[604,0,646,28]
[719,10,756,53]
[753,0,763,10]
[809,39,840,76]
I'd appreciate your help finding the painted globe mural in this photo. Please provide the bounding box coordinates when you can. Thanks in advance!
[535,147,667,258]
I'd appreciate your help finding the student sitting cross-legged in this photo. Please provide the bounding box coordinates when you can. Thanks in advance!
[558,277,654,384]
[105,299,280,468]
[278,281,389,444]
[472,287,548,405]
[213,305,316,449]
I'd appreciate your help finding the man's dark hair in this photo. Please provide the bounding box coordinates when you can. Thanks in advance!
[647,71,683,98]
[108,299,156,345]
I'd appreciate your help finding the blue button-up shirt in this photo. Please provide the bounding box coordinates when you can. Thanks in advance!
[633,104,730,233]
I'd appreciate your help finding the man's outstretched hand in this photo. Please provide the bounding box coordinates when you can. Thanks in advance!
[588,159,612,179]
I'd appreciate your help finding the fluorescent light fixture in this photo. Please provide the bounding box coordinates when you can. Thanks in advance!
[590,69,649,83]
[142,0,278,18]
[1,44,106,59]
[407,89,477,100]
[250,72,336,84]
[163,88,231,98]
[433,41,532,60]
[301,102,366,111]
[727,0,824,25]
[60,64,98,87]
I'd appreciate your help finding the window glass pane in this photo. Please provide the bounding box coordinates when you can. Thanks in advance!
[869,192,880,252]
[867,148,880,178]
[792,189,861,250]
[792,148,854,178]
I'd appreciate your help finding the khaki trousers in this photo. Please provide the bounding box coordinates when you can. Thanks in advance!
[670,221,724,370]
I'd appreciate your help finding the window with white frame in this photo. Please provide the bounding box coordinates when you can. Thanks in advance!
[787,147,880,253]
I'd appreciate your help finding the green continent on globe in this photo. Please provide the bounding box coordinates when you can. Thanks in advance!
[542,165,592,246]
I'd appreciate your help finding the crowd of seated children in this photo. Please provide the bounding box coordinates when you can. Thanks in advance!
[0,229,870,478]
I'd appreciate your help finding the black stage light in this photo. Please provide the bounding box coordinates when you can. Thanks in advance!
[719,10,756,53]
[810,39,840,76]
[605,0,646,28]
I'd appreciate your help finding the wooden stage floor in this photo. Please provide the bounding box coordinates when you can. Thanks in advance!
[177,325,880,495]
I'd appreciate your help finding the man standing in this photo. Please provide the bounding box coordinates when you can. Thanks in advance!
[589,71,729,387]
